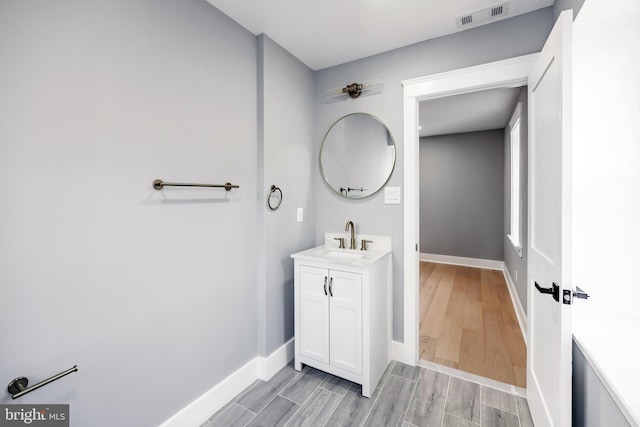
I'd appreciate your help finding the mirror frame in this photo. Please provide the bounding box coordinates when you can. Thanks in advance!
[319,112,396,199]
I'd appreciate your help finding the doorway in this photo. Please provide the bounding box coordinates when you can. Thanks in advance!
[416,87,527,387]
[400,53,538,370]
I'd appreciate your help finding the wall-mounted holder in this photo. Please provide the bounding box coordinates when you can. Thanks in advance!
[268,185,283,211]
[7,365,78,399]
[152,179,239,191]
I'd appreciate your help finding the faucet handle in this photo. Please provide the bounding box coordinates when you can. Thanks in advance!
[334,237,345,249]
[360,240,373,251]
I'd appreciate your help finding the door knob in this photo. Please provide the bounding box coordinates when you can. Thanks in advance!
[535,282,559,302]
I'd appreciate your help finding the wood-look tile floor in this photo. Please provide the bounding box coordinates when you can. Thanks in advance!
[201,361,534,427]
[419,262,527,388]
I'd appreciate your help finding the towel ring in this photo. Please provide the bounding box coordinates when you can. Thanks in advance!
[268,185,283,211]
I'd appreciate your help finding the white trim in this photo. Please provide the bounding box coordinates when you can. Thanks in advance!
[419,253,503,270]
[257,338,295,381]
[509,102,523,128]
[402,53,538,99]
[390,340,409,365]
[506,234,523,258]
[401,95,420,367]
[160,339,295,427]
[159,358,258,427]
[401,53,538,366]
[502,265,528,346]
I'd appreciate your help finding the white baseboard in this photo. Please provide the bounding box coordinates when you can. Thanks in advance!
[420,253,503,270]
[502,264,528,346]
[390,340,413,366]
[160,339,294,427]
[257,338,295,381]
[159,358,258,427]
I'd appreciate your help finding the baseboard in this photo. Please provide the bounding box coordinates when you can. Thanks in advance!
[390,340,413,366]
[160,339,294,427]
[420,253,503,270]
[257,338,295,381]
[502,264,528,346]
[159,358,258,427]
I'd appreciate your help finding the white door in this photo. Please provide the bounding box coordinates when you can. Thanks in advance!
[299,265,330,364]
[527,10,573,427]
[329,269,363,375]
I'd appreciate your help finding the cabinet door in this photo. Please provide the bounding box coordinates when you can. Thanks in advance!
[299,265,330,364]
[329,269,363,375]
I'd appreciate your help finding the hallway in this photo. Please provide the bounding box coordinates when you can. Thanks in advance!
[419,262,527,388]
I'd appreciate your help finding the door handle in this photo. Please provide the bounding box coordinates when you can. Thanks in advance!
[323,276,328,296]
[535,281,560,302]
[328,277,333,297]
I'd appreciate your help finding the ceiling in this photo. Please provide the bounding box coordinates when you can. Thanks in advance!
[419,88,521,137]
[206,0,553,71]
[205,0,541,136]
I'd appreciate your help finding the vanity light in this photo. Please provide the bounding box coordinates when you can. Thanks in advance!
[342,83,365,98]
[322,78,383,103]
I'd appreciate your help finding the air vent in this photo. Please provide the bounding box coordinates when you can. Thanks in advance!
[460,15,473,26]
[456,2,510,29]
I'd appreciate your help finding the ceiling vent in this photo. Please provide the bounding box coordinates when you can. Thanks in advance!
[456,2,510,29]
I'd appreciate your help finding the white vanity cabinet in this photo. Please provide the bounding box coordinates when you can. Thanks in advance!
[291,238,391,398]
[298,266,363,376]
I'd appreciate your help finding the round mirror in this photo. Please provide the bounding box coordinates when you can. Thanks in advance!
[320,113,396,199]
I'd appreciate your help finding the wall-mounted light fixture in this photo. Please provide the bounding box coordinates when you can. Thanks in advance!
[342,83,365,98]
[322,78,383,103]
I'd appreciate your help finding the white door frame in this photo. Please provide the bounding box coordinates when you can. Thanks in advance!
[398,53,539,365]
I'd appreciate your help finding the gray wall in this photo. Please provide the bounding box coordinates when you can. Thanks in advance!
[314,8,554,341]
[554,0,586,20]
[257,35,316,356]
[420,131,504,261]
[573,340,632,427]
[503,87,529,313]
[0,1,259,425]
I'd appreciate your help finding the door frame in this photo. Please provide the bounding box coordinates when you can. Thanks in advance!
[398,53,539,365]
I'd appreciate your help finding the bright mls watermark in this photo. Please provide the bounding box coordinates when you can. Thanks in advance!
[0,405,69,427]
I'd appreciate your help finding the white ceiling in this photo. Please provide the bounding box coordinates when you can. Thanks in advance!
[206,0,540,135]
[419,88,521,137]
[206,0,553,71]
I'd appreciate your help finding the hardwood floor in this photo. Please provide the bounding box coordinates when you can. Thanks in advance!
[419,262,527,388]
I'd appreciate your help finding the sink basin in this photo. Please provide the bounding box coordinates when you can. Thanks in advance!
[291,235,392,267]
[318,248,364,260]
[291,245,387,267]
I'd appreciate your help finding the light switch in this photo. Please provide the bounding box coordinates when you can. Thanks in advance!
[384,187,401,204]
[297,208,303,222]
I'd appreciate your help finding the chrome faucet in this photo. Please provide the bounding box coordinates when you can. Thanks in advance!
[345,220,356,250]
